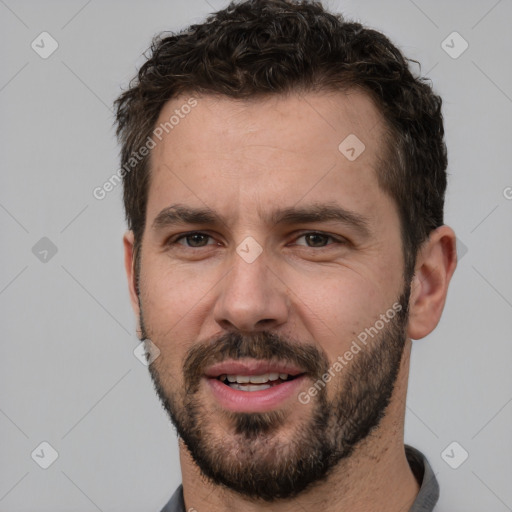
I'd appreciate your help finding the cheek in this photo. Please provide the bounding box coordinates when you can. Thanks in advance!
[138,256,217,345]
[286,268,391,358]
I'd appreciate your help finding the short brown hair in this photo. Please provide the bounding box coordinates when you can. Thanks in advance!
[114,0,447,281]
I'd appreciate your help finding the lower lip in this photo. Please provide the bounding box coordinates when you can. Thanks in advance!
[206,376,307,413]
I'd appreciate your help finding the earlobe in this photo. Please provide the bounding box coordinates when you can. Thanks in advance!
[123,231,140,318]
[407,225,458,340]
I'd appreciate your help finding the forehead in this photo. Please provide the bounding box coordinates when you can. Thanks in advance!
[153,89,385,159]
[146,90,392,226]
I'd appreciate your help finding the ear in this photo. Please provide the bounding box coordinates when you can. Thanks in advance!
[407,225,458,340]
[123,231,140,319]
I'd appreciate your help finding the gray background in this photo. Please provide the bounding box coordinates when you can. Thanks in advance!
[1,0,511,510]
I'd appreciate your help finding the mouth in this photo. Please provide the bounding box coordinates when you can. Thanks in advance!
[217,372,300,391]
[204,360,308,412]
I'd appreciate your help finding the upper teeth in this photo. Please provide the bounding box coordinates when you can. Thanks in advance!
[222,373,289,384]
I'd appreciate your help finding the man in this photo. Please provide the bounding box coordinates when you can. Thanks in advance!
[114,0,457,510]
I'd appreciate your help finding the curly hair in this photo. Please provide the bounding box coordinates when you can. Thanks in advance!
[114,0,447,282]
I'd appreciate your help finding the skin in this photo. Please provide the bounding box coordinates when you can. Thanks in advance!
[123,90,457,511]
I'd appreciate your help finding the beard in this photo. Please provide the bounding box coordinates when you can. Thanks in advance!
[139,284,411,502]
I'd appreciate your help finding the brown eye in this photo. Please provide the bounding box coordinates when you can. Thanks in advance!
[295,232,341,248]
[172,232,214,248]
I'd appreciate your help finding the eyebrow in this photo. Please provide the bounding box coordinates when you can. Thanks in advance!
[152,203,371,237]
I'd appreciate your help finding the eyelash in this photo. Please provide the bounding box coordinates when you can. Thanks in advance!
[167,231,346,249]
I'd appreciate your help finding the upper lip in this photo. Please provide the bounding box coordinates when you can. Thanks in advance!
[204,359,305,378]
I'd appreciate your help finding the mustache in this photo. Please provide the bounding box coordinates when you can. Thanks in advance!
[183,331,329,393]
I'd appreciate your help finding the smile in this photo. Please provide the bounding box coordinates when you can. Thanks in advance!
[204,360,307,412]
[217,373,298,391]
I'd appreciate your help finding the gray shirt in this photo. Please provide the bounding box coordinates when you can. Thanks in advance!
[159,444,439,511]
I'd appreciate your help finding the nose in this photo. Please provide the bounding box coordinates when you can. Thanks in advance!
[213,251,290,333]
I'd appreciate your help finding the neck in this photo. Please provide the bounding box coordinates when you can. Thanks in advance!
[180,341,419,512]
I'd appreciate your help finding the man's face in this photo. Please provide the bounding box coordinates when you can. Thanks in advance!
[130,91,410,500]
